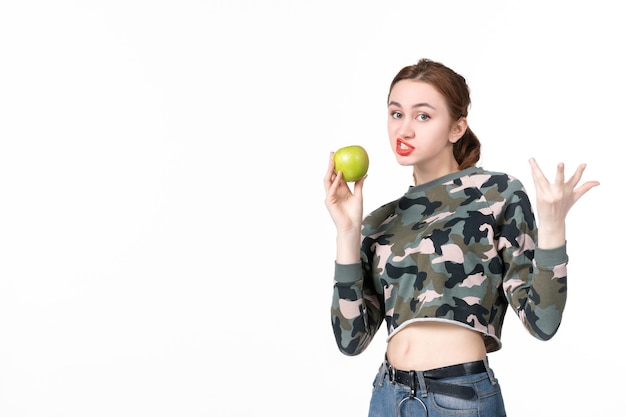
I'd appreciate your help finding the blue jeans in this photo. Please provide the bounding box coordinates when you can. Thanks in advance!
[368,359,507,417]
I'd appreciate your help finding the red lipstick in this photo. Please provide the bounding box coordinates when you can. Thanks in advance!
[396,138,415,156]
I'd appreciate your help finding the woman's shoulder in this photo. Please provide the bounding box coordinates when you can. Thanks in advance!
[365,199,400,226]
[466,167,526,194]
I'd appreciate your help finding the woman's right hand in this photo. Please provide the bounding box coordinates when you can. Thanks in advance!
[324,151,365,234]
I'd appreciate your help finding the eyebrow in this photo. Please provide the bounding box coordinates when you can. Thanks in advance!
[388,101,436,110]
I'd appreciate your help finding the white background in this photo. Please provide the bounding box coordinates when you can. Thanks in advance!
[0,1,622,416]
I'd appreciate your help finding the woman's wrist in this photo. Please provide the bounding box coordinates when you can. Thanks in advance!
[335,229,361,264]
[537,221,566,249]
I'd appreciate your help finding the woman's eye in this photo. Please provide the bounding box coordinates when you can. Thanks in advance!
[391,111,402,119]
[416,113,430,121]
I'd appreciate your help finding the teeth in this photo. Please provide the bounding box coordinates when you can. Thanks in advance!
[399,142,410,149]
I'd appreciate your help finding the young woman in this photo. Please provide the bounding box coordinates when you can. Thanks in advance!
[323,58,599,417]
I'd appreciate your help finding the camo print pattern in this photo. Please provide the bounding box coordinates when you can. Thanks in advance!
[331,167,567,355]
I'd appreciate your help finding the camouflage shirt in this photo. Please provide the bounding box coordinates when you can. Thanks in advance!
[331,167,567,355]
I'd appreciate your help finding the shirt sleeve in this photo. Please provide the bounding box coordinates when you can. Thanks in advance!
[331,260,384,356]
[498,183,568,341]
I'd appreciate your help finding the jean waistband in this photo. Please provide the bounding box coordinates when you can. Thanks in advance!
[385,359,487,400]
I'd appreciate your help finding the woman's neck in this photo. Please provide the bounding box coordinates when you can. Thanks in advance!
[413,160,460,186]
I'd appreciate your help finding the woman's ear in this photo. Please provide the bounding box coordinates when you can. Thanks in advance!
[449,117,468,144]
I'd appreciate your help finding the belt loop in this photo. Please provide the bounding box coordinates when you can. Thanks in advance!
[416,371,428,398]
[386,362,396,384]
[483,357,496,386]
[377,361,387,387]
[409,371,417,398]
[384,354,394,384]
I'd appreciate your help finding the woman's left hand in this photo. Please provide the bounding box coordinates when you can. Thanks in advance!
[528,158,600,248]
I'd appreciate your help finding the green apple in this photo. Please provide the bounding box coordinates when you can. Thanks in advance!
[333,145,369,182]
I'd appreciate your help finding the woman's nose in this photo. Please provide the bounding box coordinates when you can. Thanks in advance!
[398,119,414,138]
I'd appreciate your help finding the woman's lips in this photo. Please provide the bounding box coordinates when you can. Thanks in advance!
[396,139,414,156]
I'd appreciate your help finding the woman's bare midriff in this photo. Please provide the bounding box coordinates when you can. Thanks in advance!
[386,321,487,371]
